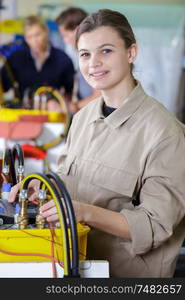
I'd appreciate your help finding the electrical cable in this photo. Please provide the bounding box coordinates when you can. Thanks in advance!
[20,173,72,277]
[0,222,87,264]
[0,220,65,276]
[0,248,62,262]
[49,221,57,277]
[21,174,71,276]
[0,219,88,271]
[46,171,80,277]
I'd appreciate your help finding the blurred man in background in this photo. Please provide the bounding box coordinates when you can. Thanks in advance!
[0,15,75,109]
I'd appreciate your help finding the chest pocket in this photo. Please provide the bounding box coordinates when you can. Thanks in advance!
[91,164,138,198]
[59,155,77,176]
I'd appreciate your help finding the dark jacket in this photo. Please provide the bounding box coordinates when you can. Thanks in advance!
[1,44,74,101]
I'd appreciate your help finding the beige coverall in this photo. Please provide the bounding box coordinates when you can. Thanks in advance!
[57,83,185,277]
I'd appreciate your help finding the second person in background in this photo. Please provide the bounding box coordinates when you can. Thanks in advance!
[56,7,100,113]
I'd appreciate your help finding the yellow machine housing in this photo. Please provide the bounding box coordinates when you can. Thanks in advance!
[0,223,90,262]
[0,108,66,123]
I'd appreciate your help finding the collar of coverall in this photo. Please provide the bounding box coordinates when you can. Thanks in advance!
[87,81,146,129]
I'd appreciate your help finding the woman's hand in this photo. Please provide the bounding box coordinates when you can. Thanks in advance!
[38,199,131,239]
[8,179,40,203]
[38,199,88,224]
[38,199,59,223]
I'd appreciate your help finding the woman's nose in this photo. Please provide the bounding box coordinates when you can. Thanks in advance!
[89,54,102,68]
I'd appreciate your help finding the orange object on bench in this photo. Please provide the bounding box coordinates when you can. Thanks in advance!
[0,121,42,139]
[22,144,47,160]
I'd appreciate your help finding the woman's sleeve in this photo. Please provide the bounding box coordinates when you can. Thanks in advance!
[121,133,185,255]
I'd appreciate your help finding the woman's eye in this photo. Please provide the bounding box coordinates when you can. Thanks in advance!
[80,52,90,57]
[102,49,112,54]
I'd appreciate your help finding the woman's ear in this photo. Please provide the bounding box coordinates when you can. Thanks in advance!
[127,43,138,63]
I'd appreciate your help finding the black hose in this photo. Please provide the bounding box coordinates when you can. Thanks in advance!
[22,173,72,277]
[9,150,17,186]
[12,143,24,167]
[46,171,80,277]
[3,148,11,167]
[3,148,17,185]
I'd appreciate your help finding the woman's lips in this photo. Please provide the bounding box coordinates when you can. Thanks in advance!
[90,71,109,78]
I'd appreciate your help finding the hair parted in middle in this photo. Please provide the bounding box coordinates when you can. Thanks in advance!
[75,9,136,49]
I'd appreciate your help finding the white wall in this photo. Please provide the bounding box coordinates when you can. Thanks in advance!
[17,0,48,16]
[16,0,63,17]
[15,0,185,18]
[0,0,17,19]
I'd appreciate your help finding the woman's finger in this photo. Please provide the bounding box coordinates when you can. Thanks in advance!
[46,214,59,222]
[8,182,21,202]
[40,199,55,213]
[39,205,57,218]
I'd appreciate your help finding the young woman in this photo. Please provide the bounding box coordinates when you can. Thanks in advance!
[10,9,185,278]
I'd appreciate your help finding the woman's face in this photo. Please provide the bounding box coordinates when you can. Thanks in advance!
[77,26,137,92]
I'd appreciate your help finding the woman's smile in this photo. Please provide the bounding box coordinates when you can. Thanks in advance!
[89,70,109,79]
